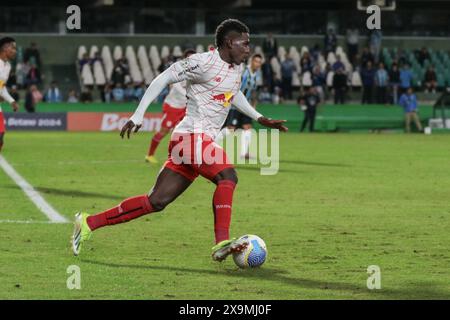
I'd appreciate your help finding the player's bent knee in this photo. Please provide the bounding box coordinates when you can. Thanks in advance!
[214,168,238,185]
[149,195,171,212]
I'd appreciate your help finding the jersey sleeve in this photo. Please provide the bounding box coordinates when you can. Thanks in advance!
[0,87,15,103]
[167,54,204,83]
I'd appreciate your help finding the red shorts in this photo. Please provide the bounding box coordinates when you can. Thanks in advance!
[164,133,234,182]
[0,112,5,133]
[161,103,186,129]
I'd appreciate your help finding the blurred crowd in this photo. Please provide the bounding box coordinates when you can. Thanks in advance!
[5,33,445,112]
[257,29,441,106]
[78,52,152,104]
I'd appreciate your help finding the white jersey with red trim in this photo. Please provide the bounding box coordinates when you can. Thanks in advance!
[166,49,244,139]
[164,81,187,109]
[0,59,12,112]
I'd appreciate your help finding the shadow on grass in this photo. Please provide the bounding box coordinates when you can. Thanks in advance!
[80,259,448,299]
[279,160,352,168]
[234,165,303,174]
[3,185,124,201]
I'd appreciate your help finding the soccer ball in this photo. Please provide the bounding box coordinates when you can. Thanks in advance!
[232,235,267,268]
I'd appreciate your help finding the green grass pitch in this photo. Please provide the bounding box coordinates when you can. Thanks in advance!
[0,131,449,299]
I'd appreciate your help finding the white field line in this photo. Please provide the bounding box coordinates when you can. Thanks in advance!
[0,219,64,224]
[8,159,143,167]
[0,155,69,223]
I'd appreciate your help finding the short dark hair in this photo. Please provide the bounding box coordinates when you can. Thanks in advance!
[183,48,196,58]
[0,37,15,51]
[252,54,262,60]
[215,19,249,48]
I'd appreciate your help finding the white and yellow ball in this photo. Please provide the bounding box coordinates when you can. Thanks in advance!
[232,235,267,268]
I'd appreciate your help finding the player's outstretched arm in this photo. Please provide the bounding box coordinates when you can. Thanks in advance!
[11,101,19,112]
[232,90,288,132]
[257,117,288,132]
[0,87,18,112]
[121,70,176,139]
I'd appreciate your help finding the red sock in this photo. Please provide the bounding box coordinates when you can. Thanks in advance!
[148,132,164,156]
[212,180,236,244]
[86,195,154,231]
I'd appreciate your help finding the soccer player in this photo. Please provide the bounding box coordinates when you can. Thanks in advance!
[145,49,196,164]
[217,54,262,159]
[0,37,19,153]
[299,86,320,132]
[72,19,288,261]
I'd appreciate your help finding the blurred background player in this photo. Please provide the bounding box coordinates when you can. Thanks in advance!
[216,53,262,159]
[299,86,320,132]
[399,87,423,133]
[0,37,20,153]
[145,49,196,164]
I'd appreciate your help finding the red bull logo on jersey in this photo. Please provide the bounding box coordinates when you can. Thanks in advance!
[212,91,234,107]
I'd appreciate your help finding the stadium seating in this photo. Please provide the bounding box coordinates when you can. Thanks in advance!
[77,45,87,60]
[149,45,161,75]
[172,45,182,58]
[89,45,99,59]
[113,46,123,60]
[335,46,344,57]
[351,71,362,87]
[292,71,301,86]
[277,46,286,62]
[93,60,106,86]
[73,42,450,104]
[326,71,334,87]
[137,45,154,85]
[300,46,309,57]
[289,46,301,72]
[160,45,170,60]
[125,45,143,84]
[383,47,450,87]
[270,56,282,81]
[81,63,94,86]
[327,52,337,65]
[101,45,114,81]
[196,44,204,53]
[301,71,313,87]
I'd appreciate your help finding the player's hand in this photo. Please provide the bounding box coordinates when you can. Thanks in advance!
[120,120,141,139]
[11,101,19,112]
[257,117,288,132]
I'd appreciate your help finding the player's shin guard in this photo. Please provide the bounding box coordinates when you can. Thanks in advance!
[86,195,154,231]
[213,180,236,244]
[148,132,164,156]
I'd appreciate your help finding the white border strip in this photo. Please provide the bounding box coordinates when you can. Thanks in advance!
[0,155,68,223]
